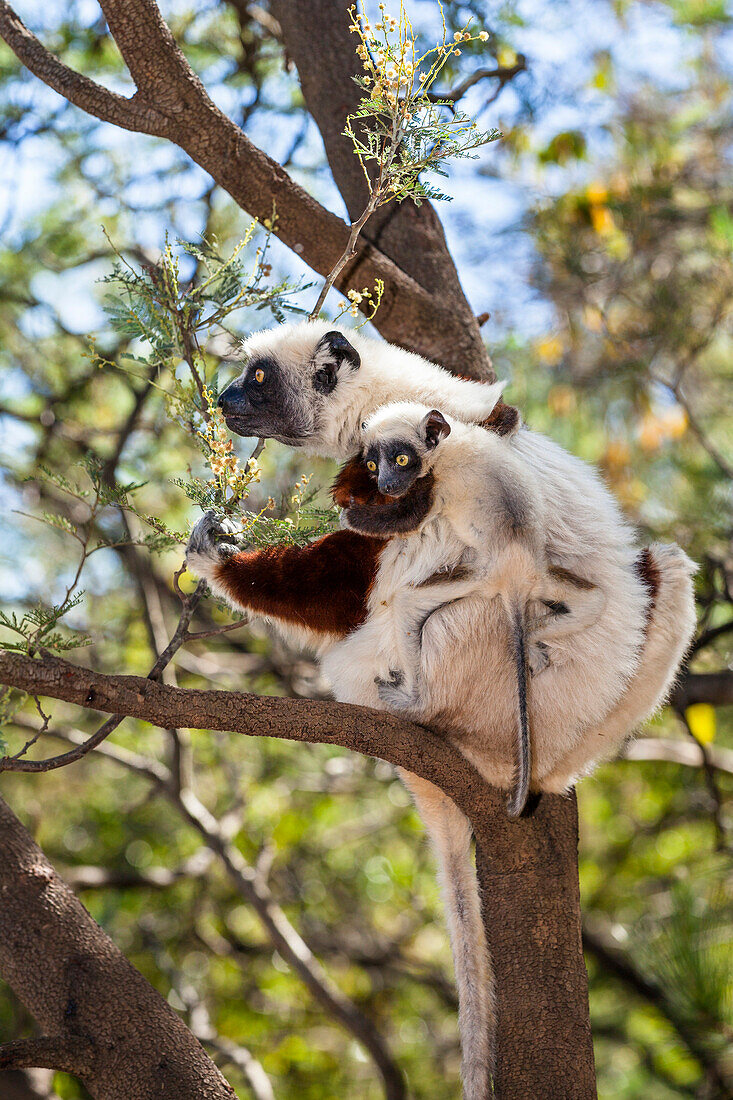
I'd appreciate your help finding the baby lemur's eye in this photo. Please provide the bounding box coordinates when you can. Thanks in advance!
[366,460,377,472]
[254,368,265,383]
[395,454,409,467]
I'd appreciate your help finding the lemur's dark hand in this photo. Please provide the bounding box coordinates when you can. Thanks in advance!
[186,511,241,581]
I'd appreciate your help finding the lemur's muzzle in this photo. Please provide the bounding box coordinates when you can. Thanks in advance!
[218,380,254,435]
[378,473,412,497]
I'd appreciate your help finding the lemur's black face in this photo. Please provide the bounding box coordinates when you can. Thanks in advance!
[363,441,422,497]
[217,330,360,446]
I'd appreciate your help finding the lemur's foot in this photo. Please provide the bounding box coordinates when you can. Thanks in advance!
[186,510,241,579]
[375,670,420,712]
[528,640,551,677]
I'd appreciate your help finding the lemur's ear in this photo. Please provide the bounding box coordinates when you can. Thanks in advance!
[423,409,451,449]
[481,400,521,437]
[312,331,361,394]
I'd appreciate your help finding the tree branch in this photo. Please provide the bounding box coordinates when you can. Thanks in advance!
[621,736,733,775]
[0,0,489,370]
[0,649,602,1096]
[271,0,494,377]
[0,1037,94,1077]
[0,2,169,133]
[670,670,733,709]
[428,57,527,104]
[0,795,238,1100]
[583,924,731,1094]
[0,650,494,820]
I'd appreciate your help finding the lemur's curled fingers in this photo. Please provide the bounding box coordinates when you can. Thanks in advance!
[186,510,241,572]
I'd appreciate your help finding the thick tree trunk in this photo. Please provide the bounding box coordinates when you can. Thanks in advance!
[473,793,597,1099]
[0,795,236,1100]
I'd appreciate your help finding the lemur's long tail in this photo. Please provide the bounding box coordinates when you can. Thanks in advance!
[506,601,531,818]
[400,772,493,1100]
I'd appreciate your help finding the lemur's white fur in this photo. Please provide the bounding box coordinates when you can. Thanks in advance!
[340,403,608,725]
[193,321,697,1100]
[242,320,505,460]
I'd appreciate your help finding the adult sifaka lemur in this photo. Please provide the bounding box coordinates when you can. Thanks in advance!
[186,321,696,1100]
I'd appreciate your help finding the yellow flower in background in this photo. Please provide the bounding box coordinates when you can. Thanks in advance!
[638,413,665,452]
[661,406,688,440]
[685,703,716,744]
[535,334,565,366]
[586,181,609,205]
[616,476,647,506]
[583,305,604,332]
[590,204,615,235]
[497,46,517,68]
[638,407,688,450]
[604,439,631,469]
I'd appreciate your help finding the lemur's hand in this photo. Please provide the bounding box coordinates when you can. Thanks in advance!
[185,510,241,581]
[375,670,421,713]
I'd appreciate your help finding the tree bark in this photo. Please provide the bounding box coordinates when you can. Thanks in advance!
[474,795,597,1099]
[0,651,598,1098]
[0,0,485,372]
[0,794,237,1100]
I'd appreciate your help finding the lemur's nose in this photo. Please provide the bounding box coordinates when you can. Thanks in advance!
[218,381,245,416]
[379,478,401,497]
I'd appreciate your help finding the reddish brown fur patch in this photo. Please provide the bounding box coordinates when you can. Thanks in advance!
[215,530,385,637]
[331,458,390,508]
[344,472,435,536]
[634,547,661,623]
[480,401,520,436]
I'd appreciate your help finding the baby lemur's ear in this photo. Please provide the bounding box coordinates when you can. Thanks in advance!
[423,409,451,449]
[312,331,361,393]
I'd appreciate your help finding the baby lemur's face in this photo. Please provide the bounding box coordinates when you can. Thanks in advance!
[361,405,451,497]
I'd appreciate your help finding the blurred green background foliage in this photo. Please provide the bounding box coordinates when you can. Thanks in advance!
[0,1,731,1097]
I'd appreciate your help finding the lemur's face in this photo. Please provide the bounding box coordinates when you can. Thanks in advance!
[218,329,360,446]
[362,407,451,497]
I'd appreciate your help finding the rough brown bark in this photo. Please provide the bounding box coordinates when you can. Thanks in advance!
[0,2,599,1094]
[475,796,597,1100]
[0,651,598,1098]
[0,794,237,1100]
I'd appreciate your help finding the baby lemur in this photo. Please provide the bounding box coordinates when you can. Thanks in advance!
[336,402,606,817]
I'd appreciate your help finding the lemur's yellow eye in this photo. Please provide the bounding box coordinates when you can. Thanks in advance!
[366,460,377,472]
[254,368,265,383]
[395,454,409,466]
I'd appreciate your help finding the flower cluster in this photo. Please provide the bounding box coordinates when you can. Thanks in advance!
[200,387,261,504]
[343,3,500,208]
[337,278,385,323]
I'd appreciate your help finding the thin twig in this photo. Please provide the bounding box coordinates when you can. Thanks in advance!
[427,57,526,104]
[0,571,207,773]
[308,191,381,319]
